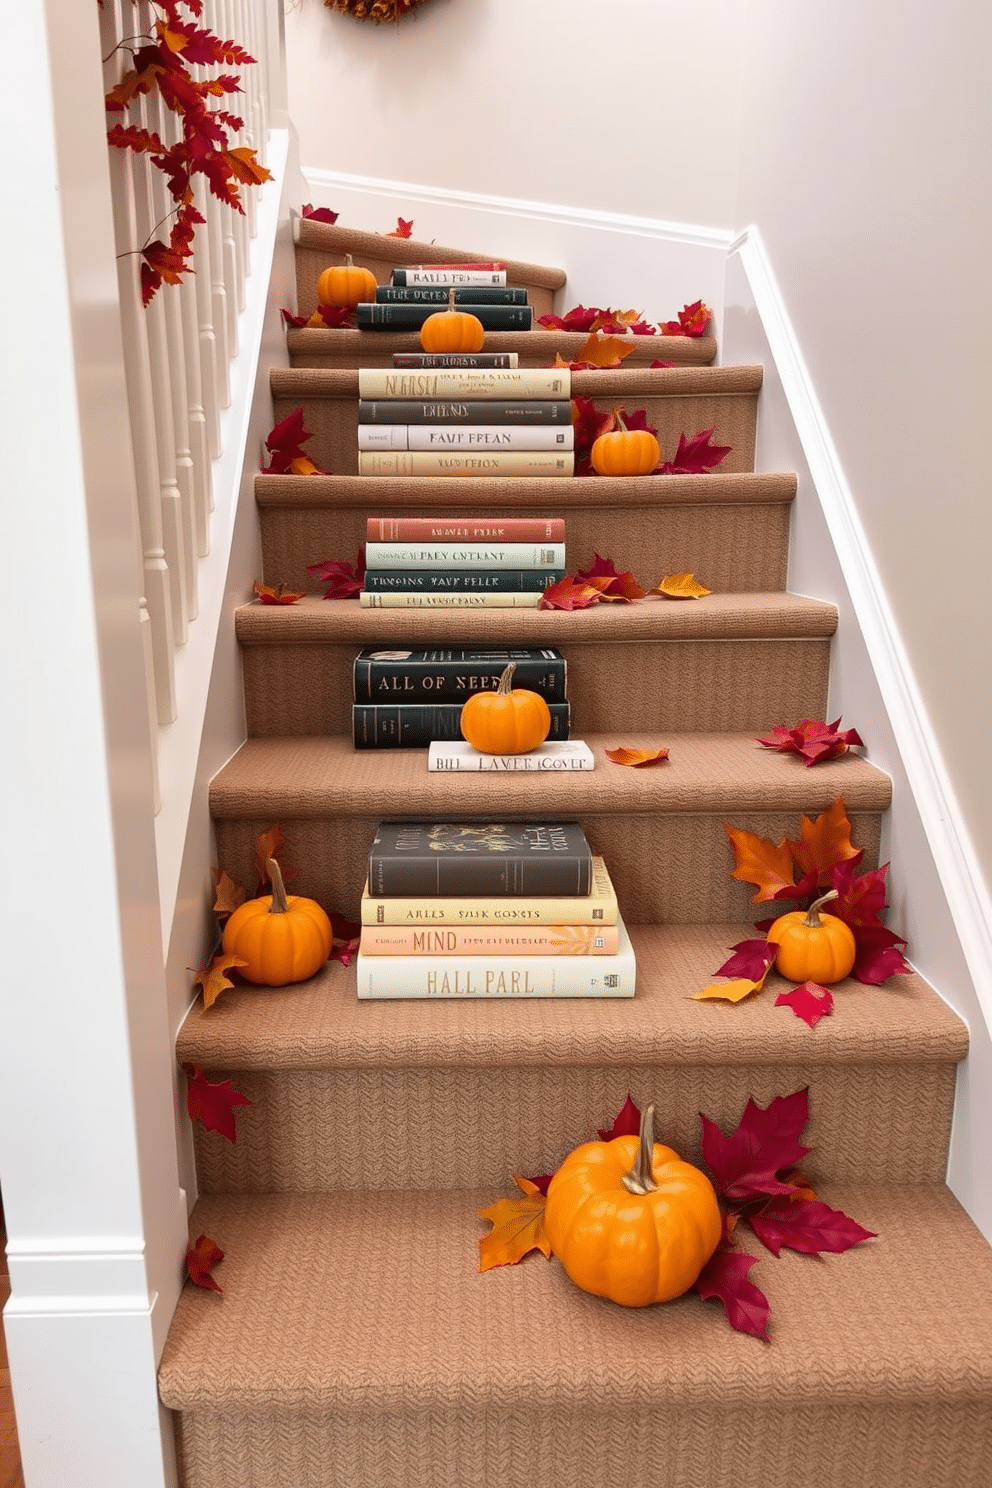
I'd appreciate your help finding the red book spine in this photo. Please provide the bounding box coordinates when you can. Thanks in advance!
[367,516,566,543]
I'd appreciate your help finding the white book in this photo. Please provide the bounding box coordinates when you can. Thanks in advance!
[392,269,508,287]
[365,541,565,569]
[355,913,636,999]
[359,592,543,609]
[358,449,574,478]
[357,425,575,452]
[428,740,595,772]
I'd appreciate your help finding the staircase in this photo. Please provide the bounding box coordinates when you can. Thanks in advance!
[157,218,992,1488]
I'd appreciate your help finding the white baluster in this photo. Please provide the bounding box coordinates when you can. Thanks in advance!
[180,271,211,556]
[192,176,222,463]
[205,188,233,409]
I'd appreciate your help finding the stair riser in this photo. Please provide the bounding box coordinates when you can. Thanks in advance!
[212,810,883,928]
[241,637,830,737]
[191,1059,956,1194]
[287,330,718,370]
[270,389,758,477]
[172,1393,992,1488]
[258,499,791,596]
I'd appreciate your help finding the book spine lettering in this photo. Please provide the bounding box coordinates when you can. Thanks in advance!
[358,400,572,425]
[390,353,519,369]
[359,592,544,609]
[428,748,593,772]
[353,654,567,703]
[365,542,565,570]
[359,923,621,956]
[358,450,573,477]
[357,426,574,452]
[365,517,565,543]
[375,286,527,305]
[356,303,532,331]
[363,569,563,593]
[360,857,618,926]
[391,268,506,285]
[357,370,570,399]
[352,702,569,748]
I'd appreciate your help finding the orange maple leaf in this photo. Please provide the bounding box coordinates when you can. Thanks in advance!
[605,746,670,767]
[788,797,862,884]
[539,576,603,611]
[723,824,798,902]
[691,974,768,1004]
[186,1233,225,1292]
[478,1175,551,1271]
[651,571,712,599]
[251,824,299,889]
[253,580,306,605]
[225,147,273,188]
[211,867,246,919]
[573,333,636,369]
[388,217,414,238]
[191,951,248,1010]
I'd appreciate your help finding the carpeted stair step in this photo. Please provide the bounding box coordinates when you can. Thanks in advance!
[287,326,717,370]
[294,218,568,321]
[158,1182,992,1488]
[269,365,762,476]
[256,470,797,595]
[177,920,966,1195]
[237,592,836,737]
[209,734,891,926]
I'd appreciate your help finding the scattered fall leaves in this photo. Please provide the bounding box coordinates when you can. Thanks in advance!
[252,580,306,605]
[537,301,711,338]
[574,554,646,602]
[478,1174,552,1271]
[604,746,670,767]
[306,549,367,599]
[538,553,713,612]
[757,718,865,767]
[658,429,732,475]
[262,407,325,475]
[660,299,712,337]
[186,1233,225,1292]
[183,1062,252,1142]
[301,203,339,224]
[387,217,415,237]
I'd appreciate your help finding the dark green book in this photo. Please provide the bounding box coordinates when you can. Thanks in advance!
[356,302,533,332]
[375,286,528,305]
[353,703,569,750]
[367,821,593,896]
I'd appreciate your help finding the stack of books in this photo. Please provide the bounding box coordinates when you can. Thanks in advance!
[356,260,534,336]
[355,365,574,479]
[355,821,635,999]
[360,514,567,611]
[351,644,577,752]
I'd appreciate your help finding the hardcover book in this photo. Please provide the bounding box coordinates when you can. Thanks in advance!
[353,702,569,749]
[358,399,572,425]
[367,821,593,897]
[427,740,594,772]
[358,450,573,477]
[357,425,574,452]
[356,303,533,332]
[365,542,565,570]
[352,647,567,703]
[390,267,507,286]
[355,914,635,998]
[357,369,570,400]
[390,352,519,369]
[359,855,618,926]
[359,920,620,956]
[366,517,565,543]
[362,569,564,593]
[358,592,544,609]
[375,286,528,305]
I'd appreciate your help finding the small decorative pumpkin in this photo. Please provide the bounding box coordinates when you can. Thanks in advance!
[459,663,551,755]
[590,412,661,476]
[419,287,485,353]
[545,1103,723,1307]
[767,888,857,984]
[221,858,333,986]
[316,254,377,308]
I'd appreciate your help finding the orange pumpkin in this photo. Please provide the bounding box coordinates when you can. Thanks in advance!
[419,287,485,353]
[767,889,857,984]
[590,412,660,476]
[221,859,333,986]
[316,254,377,308]
[545,1103,723,1307]
[459,663,551,754]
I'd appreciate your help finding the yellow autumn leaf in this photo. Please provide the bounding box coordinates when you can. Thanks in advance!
[211,868,246,919]
[604,746,670,767]
[691,976,765,1004]
[192,952,249,1010]
[478,1174,551,1271]
[652,571,713,599]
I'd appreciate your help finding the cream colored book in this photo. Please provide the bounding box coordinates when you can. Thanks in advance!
[359,592,543,609]
[357,449,574,478]
[359,856,619,927]
[357,367,570,399]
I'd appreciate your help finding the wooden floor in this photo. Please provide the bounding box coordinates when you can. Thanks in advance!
[1,1199,26,1488]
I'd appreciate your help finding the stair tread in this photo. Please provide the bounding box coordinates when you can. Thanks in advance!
[235,591,837,645]
[271,363,763,399]
[287,327,717,366]
[176,922,966,1073]
[296,216,568,290]
[209,732,892,820]
[254,469,797,510]
[158,1181,992,1412]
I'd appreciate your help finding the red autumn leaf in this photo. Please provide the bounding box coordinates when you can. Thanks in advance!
[849,924,912,984]
[302,203,339,224]
[757,718,865,767]
[575,553,646,601]
[659,428,731,474]
[309,304,353,329]
[306,549,366,599]
[788,797,863,885]
[387,217,414,238]
[604,746,670,767]
[700,1087,812,1201]
[156,19,255,67]
[538,576,603,611]
[628,320,658,336]
[263,406,324,474]
[597,1093,642,1142]
[522,1173,554,1196]
[281,308,309,328]
[105,123,167,155]
[714,938,778,981]
[775,981,835,1028]
[570,395,616,451]
[183,1062,252,1143]
[694,1249,769,1340]
[649,359,675,369]
[186,1233,225,1292]
[329,912,362,966]
[660,299,712,337]
[252,580,306,605]
[723,823,799,903]
[828,859,891,927]
[537,305,605,333]
[749,1195,876,1257]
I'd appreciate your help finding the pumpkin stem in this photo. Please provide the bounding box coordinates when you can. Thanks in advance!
[804,889,840,927]
[621,1103,660,1195]
[266,857,290,915]
[496,662,516,695]
[447,286,456,312]
[613,408,628,433]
